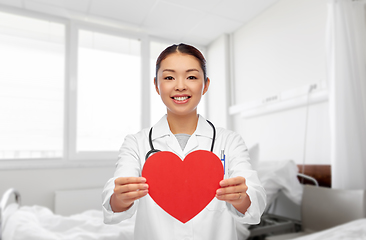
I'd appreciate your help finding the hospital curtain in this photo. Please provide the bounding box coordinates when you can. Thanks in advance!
[326,0,366,189]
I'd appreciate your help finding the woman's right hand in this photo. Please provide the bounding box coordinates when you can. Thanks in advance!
[110,177,149,212]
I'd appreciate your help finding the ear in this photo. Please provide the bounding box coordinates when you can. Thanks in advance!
[154,77,160,95]
[202,77,210,95]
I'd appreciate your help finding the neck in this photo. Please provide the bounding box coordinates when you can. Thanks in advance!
[167,111,199,135]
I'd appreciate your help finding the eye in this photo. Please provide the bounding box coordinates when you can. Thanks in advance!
[187,76,197,80]
[164,76,174,80]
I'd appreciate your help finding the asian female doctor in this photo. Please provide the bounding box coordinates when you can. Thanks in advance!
[102,43,266,240]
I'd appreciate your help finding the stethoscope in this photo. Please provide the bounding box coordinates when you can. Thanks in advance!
[145,120,216,160]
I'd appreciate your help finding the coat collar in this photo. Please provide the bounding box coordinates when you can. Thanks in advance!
[150,115,215,157]
[151,114,214,140]
[151,115,171,140]
[195,115,215,139]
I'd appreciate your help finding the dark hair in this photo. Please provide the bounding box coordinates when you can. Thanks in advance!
[155,43,207,83]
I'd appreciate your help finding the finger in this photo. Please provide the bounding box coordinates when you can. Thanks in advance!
[115,177,146,186]
[217,191,247,201]
[121,189,149,202]
[219,177,245,187]
[216,192,243,201]
[216,185,246,196]
[115,183,149,194]
[122,183,149,193]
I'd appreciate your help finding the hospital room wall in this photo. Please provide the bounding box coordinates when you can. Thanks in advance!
[229,0,330,165]
[205,35,230,129]
[0,0,330,212]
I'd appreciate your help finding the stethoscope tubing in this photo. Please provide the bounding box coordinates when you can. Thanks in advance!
[145,120,216,160]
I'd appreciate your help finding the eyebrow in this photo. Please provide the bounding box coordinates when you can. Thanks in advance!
[162,69,200,73]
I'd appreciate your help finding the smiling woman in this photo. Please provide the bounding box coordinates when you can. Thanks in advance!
[149,42,207,125]
[154,52,209,128]
[102,43,266,240]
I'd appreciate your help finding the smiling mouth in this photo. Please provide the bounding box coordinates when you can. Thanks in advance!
[172,96,190,101]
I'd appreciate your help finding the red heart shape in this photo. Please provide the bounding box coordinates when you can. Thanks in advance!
[142,150,224,223]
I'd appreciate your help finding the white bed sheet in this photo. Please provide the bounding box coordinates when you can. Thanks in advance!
[2,203,135,240]
[1,160,302,240]
[291,218,366,240]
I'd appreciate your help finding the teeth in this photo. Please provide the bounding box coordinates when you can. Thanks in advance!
[174,96,189,101]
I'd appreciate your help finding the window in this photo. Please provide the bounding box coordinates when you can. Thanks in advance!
[76,30,141,153]
[0,10,143,163]
[0,11,65,159]
[150,41,169,125]
[0,9,204,166]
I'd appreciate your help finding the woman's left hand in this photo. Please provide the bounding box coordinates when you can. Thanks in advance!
[216,176,251,214]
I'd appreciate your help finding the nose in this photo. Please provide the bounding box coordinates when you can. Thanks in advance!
[175,78,186,91]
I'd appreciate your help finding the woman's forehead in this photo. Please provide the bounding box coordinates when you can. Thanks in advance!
[160,53,201,70]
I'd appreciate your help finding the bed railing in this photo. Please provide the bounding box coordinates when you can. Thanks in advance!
[0,188,21,240]
[297,173,319,186]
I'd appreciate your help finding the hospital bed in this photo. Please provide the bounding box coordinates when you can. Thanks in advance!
[0,187,136,240]
[250,183,366,240]
[0,159,305,240]
[0,162,301,240]
[282,218,366,240]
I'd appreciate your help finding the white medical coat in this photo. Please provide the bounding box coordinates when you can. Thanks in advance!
[102,115,266,240]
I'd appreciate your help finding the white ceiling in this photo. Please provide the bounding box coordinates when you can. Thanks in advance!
[0,0,280,46]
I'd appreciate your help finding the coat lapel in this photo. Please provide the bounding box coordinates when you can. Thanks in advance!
[183,134,199,155]
[184,115,215,155]
[151,115,184,158]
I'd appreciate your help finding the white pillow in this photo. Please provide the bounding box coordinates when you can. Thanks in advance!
[248,143,260,168]
[256,160,303,206]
